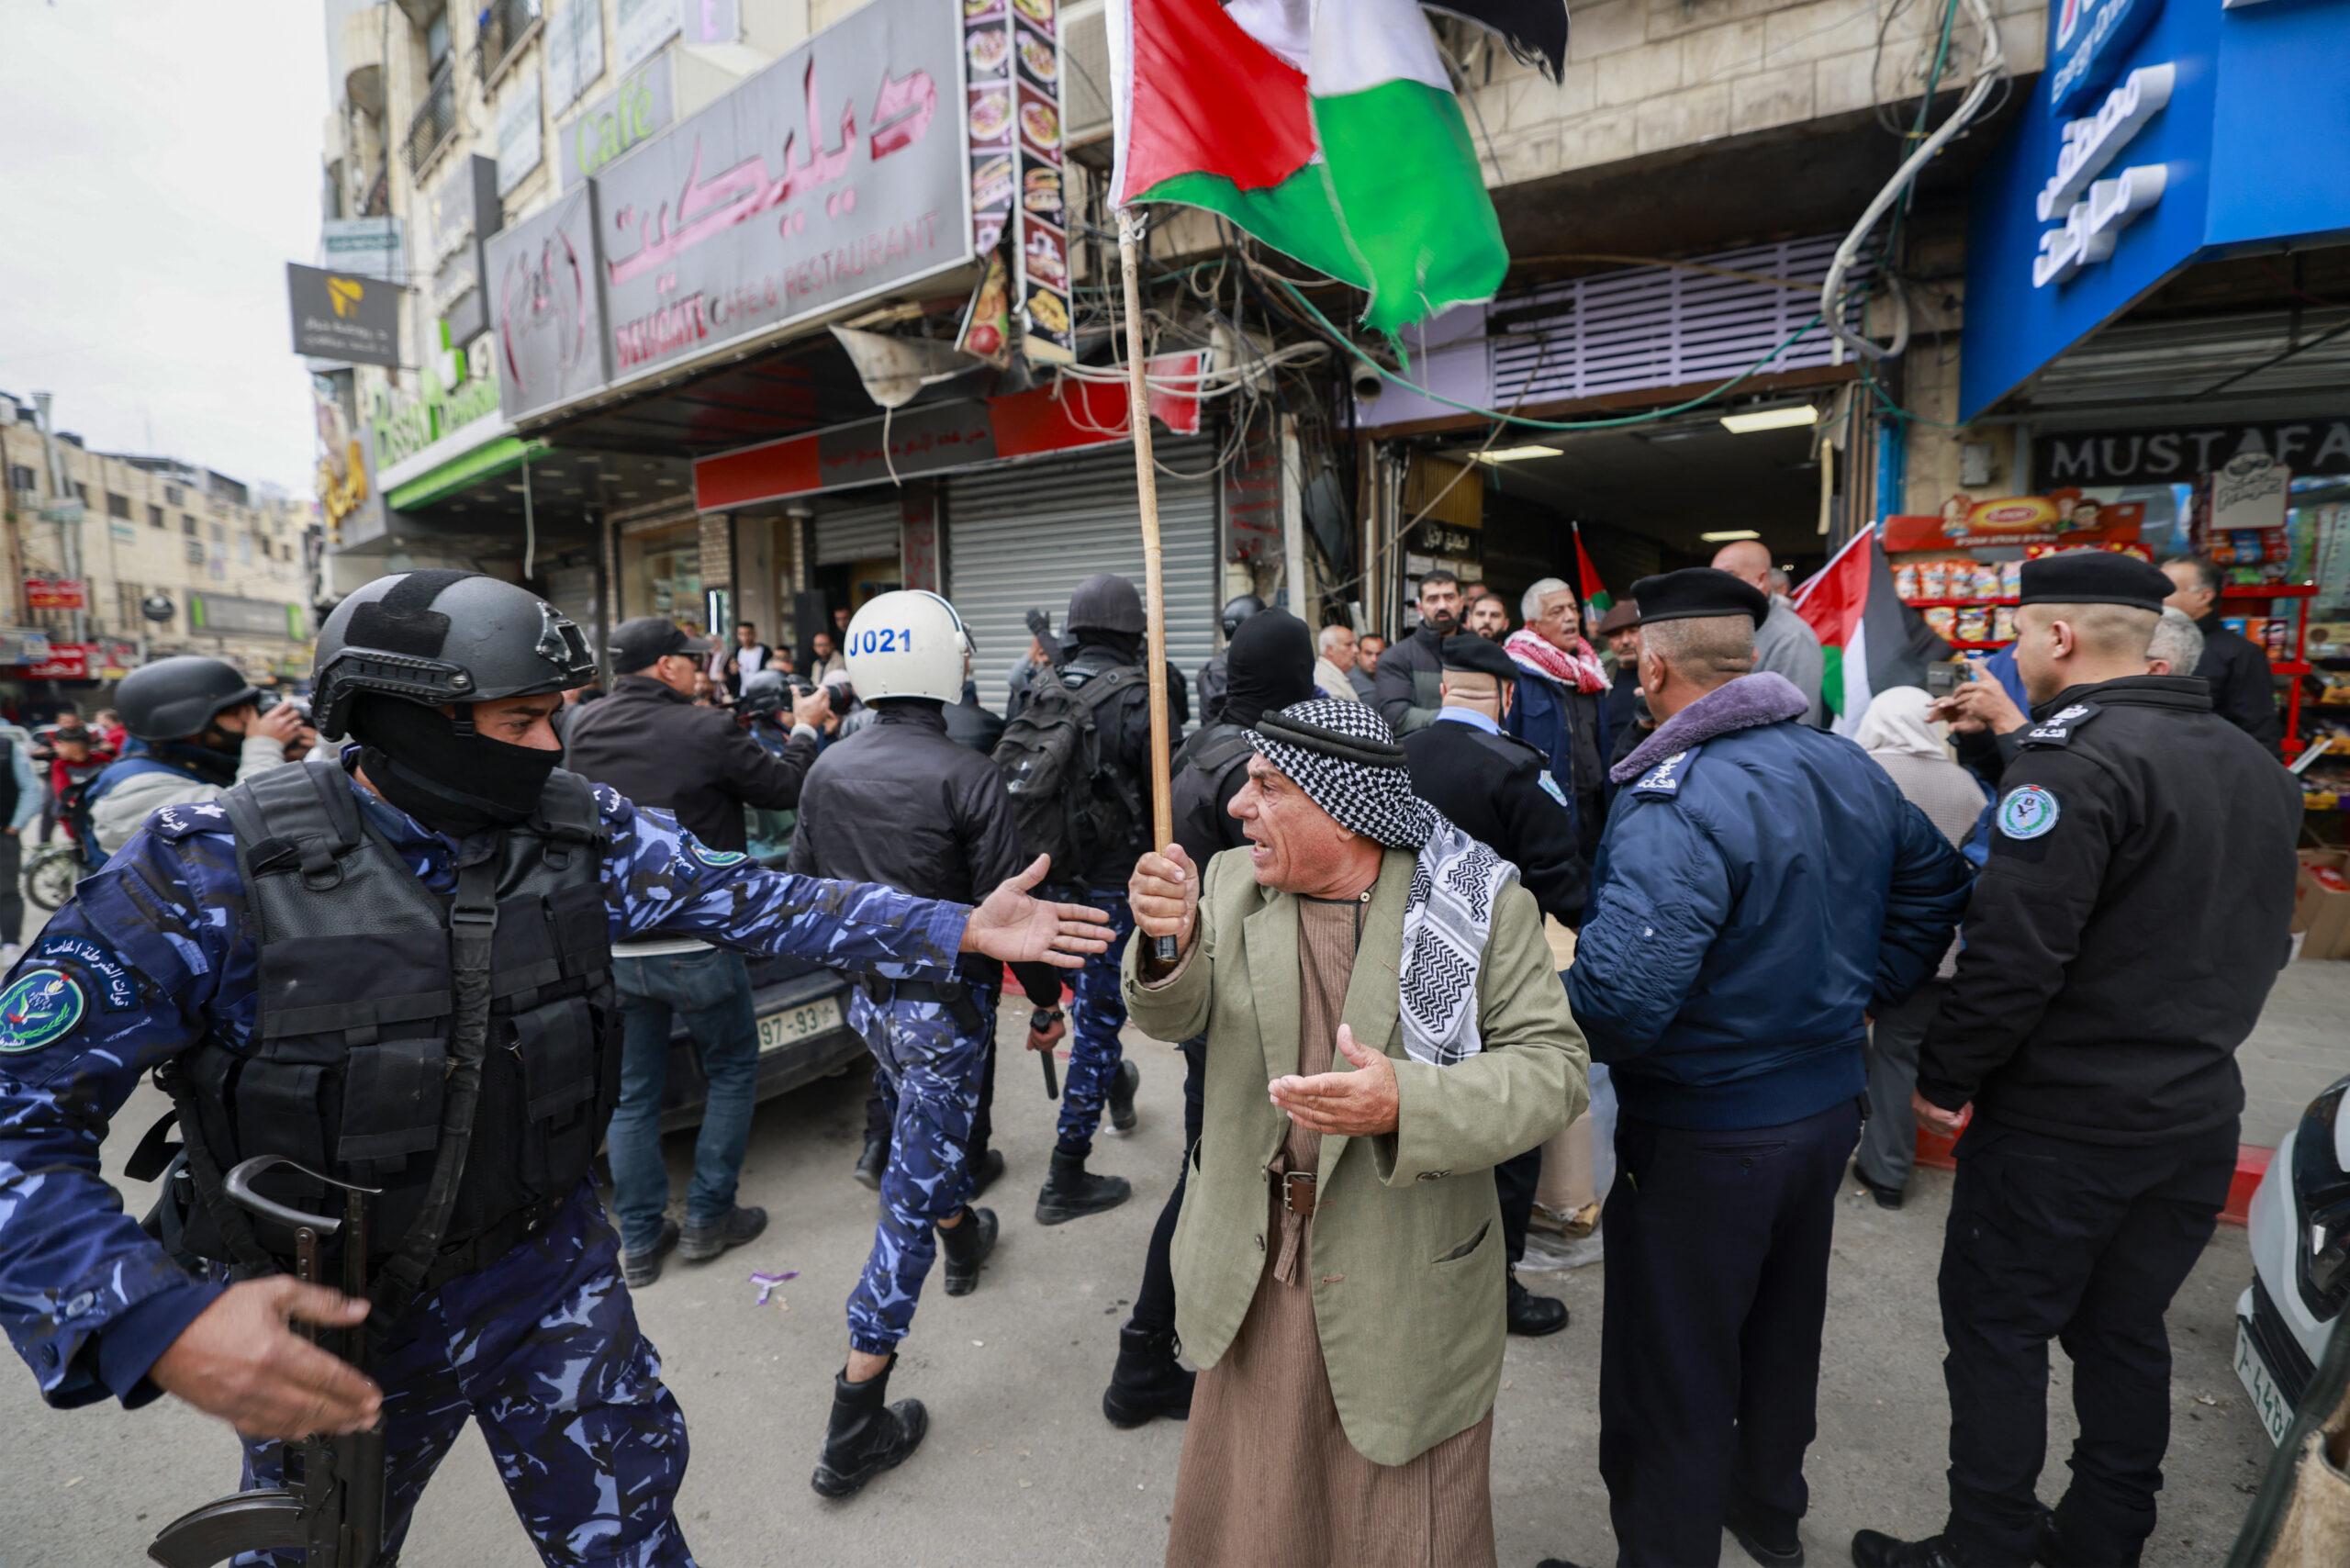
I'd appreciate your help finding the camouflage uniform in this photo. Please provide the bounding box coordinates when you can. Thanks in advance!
[843,987,991,1355]
[0,766,970,1563]
[1054,890,1136,1156]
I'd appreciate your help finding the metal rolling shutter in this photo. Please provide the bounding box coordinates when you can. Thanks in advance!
[814,499,901,566]
[946,439,1219,719]
[540,563,598,636]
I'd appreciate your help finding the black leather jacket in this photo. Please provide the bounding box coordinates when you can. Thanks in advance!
[561,675,815,854]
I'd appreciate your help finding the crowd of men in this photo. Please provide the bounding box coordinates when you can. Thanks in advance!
[0,537,2307,1568]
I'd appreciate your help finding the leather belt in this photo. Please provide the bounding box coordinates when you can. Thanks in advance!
[1281,1170,1319,1216]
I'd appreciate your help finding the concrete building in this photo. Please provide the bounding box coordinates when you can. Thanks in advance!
[0,393,321,700]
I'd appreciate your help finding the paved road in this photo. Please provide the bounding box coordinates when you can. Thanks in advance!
[0,993,2285,1567]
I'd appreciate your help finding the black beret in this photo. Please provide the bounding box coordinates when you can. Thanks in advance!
[1440,633,1520,680]
[1627,567,1769,628]
[2017,549,2173,612]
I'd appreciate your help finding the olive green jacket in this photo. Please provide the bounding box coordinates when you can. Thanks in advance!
[1121,846,1589,1467]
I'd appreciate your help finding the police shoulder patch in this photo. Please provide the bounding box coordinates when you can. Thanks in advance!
[0,969,86,1052]
[31,934,139,1012]
[690,842,748,868]
[1632,746,1699,798]
[2020,700,2101,749]
[1536,771,1571,809]
[1996,783,2062,840]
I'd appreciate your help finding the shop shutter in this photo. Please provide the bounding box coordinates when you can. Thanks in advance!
[540,563,598,639]
[946,439,1220,720]
[814,499,901,566]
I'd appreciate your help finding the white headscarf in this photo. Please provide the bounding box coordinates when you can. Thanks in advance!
[1853,685,1948,761]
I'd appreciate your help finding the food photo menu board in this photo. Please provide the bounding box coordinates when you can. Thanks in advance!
[962,0,1073,363]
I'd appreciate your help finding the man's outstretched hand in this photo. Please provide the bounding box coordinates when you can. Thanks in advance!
[1269,1025,1400,1137]
[151,1278,381,1439]
[961,855,1113,969]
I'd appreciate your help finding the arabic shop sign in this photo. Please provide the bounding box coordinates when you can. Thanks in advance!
[592,0,967,386]
[320,217,407,281]
[2048,0,2164,117]
[369,339,505,470]
[487,182,610,422]
[2031,62,2172,289]
[287,263,405,368]
[497,71,546,197]
[560,56,675,188]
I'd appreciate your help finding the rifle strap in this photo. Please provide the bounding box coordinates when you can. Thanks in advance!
[370,852,500,1330]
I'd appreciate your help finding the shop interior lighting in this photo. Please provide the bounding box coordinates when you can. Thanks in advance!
[1719,406,1818,435]
[1698,530,1763,543]
[1479,445,1562,463]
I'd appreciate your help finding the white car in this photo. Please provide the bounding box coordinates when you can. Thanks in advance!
[2235,1071,2350,1446]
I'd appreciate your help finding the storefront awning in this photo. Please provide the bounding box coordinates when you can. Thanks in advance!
[384,433,550,513]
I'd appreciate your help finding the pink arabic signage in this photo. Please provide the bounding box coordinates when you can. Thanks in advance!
[592,0,968,386]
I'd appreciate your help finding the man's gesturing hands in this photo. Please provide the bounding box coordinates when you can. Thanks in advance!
[1270,1025,1400,1137]
[150,1277,382,1439]
[1128,843,1199,952]
[960,854,1113,968]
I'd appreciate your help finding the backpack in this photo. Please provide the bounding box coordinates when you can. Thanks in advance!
[991,660,1146,886]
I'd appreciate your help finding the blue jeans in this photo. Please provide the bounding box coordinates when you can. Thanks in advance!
[606,948,761,1257]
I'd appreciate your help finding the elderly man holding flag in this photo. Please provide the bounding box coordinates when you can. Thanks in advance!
[1125,700,1586,1566]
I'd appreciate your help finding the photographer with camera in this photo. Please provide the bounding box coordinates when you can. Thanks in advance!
[80,657,311,863]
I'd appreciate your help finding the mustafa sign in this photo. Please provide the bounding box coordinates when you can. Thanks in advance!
[593,0,968,385]
[2034,420,2350,484]
[487,183,610,422]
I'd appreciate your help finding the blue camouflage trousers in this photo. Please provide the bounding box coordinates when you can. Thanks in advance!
[845,985,990,1356]
[1054,889,1135,1158]
[234,1182,693,1567]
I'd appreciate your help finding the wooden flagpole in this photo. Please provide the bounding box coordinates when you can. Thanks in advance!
[1116,207,1181,962]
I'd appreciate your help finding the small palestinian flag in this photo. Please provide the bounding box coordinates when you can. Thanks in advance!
[1573,522,1612,614]
[1106,0,1511,333]
[1792,524,1926,735]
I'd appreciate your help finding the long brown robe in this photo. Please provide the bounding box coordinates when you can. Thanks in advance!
[1165,897,1497,1568]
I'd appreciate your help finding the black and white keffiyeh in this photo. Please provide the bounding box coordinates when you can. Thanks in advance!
[1245,700,1517,1067]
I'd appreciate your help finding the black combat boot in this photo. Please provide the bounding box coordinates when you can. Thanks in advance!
[937,1205,998,1296]
[1101,1322,1195,1428]
[1035,1149,1132,1225]
[852,1137,889,1192]
[965,1148,1004,1199]
[811,1356,928,1498]
[1107,1058,1142,1132]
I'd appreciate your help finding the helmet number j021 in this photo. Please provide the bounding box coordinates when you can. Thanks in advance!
[849,627,913,655]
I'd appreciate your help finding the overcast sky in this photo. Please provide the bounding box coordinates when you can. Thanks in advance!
[0,0,327,498]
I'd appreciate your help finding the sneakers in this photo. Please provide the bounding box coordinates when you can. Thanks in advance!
[936,1205,998,1296]
[1035,1149,1132,1225]
[1505,1271,1570,1337]
[1107,1058,1142,1132]
[1722,1496,1803,1567]
[811,1356,928,1498]
[1102,1323,1195,1428]
[852,1137,889,1192]
[679,1204,767,1263]
[621,1217,680,1289]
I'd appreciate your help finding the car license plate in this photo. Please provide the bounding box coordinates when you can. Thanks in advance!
[2234,1315,2295,1448]
[756,995,844,1057]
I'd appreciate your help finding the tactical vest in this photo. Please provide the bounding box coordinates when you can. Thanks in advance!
[169,760,618,1294]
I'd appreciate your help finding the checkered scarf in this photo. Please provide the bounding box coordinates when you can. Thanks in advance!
[1245,700,1516,1067]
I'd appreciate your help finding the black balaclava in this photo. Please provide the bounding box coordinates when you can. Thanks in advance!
[349,692,559,838]
[1220,609,1315,730]
[1071,627,1144,666]
[149,732,243,787]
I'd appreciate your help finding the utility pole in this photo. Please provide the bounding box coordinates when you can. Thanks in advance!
[31,393,85,645]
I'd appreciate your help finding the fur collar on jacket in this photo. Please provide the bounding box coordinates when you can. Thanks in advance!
[1610,671,1812,783]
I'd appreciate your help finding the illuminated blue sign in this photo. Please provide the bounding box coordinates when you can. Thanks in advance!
[2047,0,2165,117]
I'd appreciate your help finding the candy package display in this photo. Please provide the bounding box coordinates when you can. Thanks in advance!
[2264,618,2293,660]
[2000,559,2023,597]
[1894,564,1921,602]
[1921,561,1953,599]
[1992,605,2017,642]
[1972,563,2004,599]
[1922,607,1959,640]
[2212,529,2290,566]
[1955,607,1992,643]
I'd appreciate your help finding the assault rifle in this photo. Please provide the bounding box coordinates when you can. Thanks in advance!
[148,1157,387,1568]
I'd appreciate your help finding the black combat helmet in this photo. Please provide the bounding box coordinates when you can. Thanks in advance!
[312,569,595,739]
[116,656,263,743]
[1218,593,1266,640]
[1065,573,1146,635]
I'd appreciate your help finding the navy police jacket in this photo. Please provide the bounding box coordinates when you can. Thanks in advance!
[1567,673,1973,1130]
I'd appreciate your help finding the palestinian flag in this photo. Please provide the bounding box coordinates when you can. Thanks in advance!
[1105,0,1510,333]
[1573,522,1612,614]
[1792,524,1926,735]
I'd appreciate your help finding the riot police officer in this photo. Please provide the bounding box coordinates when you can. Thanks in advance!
[0,569,1108,1563]
[788,590,1067,1494]
[1102,605,1315,1428]
[1402,633,1588,1338]
[1194,593,1264,724]
[82,655,311,859]
[1854,551,2301,1568]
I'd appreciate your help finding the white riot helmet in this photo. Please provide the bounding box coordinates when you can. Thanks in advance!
[843,590,972,704]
